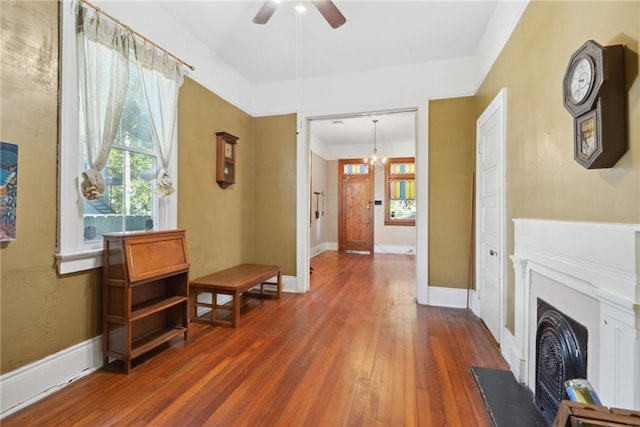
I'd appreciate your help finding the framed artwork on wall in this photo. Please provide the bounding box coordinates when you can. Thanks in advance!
[1,141,18,241]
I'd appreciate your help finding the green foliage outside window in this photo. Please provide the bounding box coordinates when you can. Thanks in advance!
[83,60,156,239]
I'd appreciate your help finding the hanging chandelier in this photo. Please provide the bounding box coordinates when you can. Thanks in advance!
[364,119,387,168]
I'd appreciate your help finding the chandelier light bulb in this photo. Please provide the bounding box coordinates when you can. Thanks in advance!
[364,119,386,168]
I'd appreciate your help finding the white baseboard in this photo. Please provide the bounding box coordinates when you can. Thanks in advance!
[1,273,300,418]
[312,243,415,256]
[501,327,526,384]
[469,289,480,317]
[427,286,471,308]
[0,335,103,418]
[310,242,338,257]
[373,244,415,255]
[281,275,299,293]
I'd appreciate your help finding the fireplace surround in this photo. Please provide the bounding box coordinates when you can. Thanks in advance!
[509,219,640,411]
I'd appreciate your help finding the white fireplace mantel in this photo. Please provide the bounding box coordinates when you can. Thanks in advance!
[509,219,640,410]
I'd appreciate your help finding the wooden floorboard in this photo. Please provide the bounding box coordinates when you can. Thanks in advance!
[3,251,508,426]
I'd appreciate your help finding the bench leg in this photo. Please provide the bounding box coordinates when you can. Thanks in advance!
[276,271,282,299]
[232,291,240,328]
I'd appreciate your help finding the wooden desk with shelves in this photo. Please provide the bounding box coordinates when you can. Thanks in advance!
[102,229,190,373]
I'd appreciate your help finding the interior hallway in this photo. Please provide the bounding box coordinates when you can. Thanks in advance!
[3,251,508,426]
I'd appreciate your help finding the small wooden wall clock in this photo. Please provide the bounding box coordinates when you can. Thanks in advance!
[562,40,626,169]
[216,132,238,188]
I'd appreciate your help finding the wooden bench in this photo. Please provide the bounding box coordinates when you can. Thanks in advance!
[189,264,282,328]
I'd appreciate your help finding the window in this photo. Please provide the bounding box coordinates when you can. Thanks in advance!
[82,60,158,242]
[57,1,177,274]
[385,157,416,226]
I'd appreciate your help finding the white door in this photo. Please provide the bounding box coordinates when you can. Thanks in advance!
[475,89,506,344]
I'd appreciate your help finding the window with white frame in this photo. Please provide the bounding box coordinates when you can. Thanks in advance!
[385,157,416,226]
[82,59,158,242]
[57,1,178,274]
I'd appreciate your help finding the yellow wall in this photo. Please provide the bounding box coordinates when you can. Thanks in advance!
[0,0,103,373]
[0,2,297,374]
[475,0,640,330]
[177,78,255,278]
[252,115,297,276]
[428,97,476,289]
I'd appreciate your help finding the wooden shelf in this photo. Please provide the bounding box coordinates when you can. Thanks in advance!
[131,296,188,321]
[130,326,187,359]
[103,229,190,373]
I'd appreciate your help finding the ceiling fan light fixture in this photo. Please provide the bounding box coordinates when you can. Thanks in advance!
[253,0,345,28]
[295,3,307,13]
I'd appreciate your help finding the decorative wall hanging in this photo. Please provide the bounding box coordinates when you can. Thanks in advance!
[1,141,18,241]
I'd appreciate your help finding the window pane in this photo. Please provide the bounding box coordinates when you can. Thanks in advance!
[343,163,369,175]
[83,149,155,241]
[82,56,157,242]
[117,61,154,152]
[389,179,415,199]
[389,199,416,220]
[389,162,415,175]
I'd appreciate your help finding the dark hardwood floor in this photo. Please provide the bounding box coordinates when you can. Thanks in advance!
[3,251,508,426]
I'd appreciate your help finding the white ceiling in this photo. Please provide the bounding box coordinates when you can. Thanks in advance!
[310,110,416,146]
[157,0,502,145]
[160,1,498,85]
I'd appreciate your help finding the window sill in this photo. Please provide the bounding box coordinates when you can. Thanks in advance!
[56,248,103,275]
[384,220,416,226]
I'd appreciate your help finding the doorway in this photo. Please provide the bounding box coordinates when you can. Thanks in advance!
[303,108,423,294]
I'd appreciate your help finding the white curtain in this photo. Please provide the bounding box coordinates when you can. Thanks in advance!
[133,40,184,197]
[76,4,130,200]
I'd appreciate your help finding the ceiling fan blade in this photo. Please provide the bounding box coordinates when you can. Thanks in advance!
[253,0,279,25]
[311,0,346,29]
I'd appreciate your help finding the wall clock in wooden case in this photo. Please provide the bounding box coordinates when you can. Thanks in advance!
[216,132,238,189]
[562,40,626,169]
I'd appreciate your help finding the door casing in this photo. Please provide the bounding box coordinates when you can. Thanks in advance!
[473,88,507,345]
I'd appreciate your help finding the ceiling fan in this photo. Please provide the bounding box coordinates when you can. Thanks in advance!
[253,0,347,29]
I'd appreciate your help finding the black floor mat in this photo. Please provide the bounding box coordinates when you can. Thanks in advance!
[471,367,548,427]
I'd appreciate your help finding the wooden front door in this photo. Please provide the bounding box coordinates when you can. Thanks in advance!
[338,159,374,252]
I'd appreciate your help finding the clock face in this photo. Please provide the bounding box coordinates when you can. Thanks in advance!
[224,142,233,158]
[569,57,594,104]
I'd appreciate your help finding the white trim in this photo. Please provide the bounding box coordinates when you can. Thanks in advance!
[57,1,178,275]
[55,248,103,275]
[310,242,338,258]
[472,1,529,94]
[469,289,480,315]
[427,286,469,308]
[281,275,302,293]
[474,88,507,344]
[511,219,640,410]
[373,244,415,255]
[299,105,426,301]
[0,336,103,418]
[415,103,429,305]
[296,114,311,293]
[500,327,526,383]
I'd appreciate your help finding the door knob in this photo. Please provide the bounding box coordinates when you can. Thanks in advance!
[489,249,497,256]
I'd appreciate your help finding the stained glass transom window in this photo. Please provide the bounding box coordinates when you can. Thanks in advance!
[343,163,369,175]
